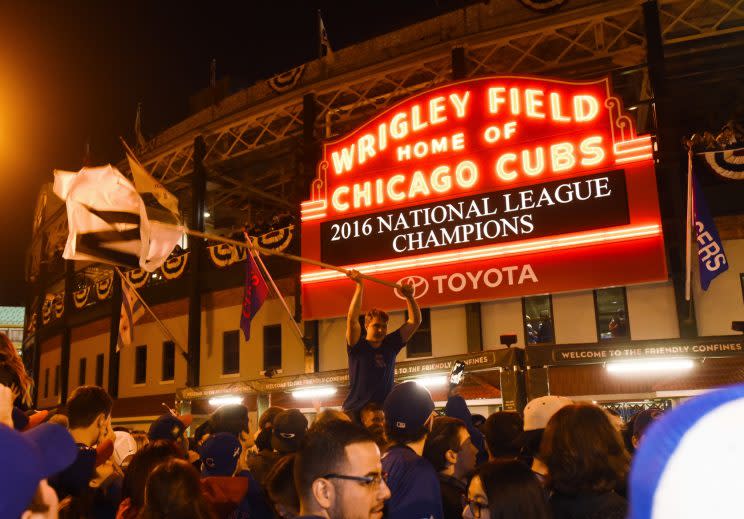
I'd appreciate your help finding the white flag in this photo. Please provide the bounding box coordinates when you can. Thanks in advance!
[53,165,182,272]
[126,152,180,218]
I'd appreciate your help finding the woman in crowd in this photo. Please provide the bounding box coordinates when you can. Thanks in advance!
[539,403,630,519]
[116,440,182,519]
[139,458,216,519]
[462,459,550,519]
[0,331,33,409]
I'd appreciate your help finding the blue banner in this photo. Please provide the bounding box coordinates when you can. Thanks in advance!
[693,174,728,290]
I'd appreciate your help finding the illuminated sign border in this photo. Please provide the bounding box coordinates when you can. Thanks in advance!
[300,75,660,297]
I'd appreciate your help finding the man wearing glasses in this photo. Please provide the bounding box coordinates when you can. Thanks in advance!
[294,419,390,519]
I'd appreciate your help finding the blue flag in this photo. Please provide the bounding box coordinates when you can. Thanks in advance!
[241,252,269,341]
[693,174,728,290]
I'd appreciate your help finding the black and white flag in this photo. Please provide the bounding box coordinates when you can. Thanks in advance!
[318,10,333,58]
[53,164,182,271]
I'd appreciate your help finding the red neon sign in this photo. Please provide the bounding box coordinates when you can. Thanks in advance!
[301,76,664,320]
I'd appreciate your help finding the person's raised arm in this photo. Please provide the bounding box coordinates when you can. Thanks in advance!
[346,270,364,347]
[398,282,422,343]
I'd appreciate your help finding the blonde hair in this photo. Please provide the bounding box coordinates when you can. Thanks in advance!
[0,332,33,407]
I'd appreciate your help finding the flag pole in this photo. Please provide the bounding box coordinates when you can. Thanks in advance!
[180,227,403,290]
[114,267,188,359]
[119,137,142,166]
[684,149,693,303]
[245,241,306,344]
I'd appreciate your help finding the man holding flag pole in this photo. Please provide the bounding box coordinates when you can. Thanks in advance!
[343,270,420,420]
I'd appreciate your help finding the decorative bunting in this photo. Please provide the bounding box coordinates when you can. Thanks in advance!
[96,275,113,300]
[209,243,236,267]
[703,147,744,180]
[73,286,91,309]
[127,268,150,289]
[517,0,568,11]
[161,253,189,279]
[267,65,306,94]
[255,225,294,253]
[53,294,64,319]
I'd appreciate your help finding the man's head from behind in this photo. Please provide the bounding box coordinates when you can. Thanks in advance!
[210,404,251,449]
[364,309,389,344]
[66,385,113,445]
[295,420,389,519]
[484,411,523,460]
[383,381,435,445]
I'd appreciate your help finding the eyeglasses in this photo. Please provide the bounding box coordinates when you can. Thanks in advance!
[461,496,488,519]
[322,472,388,488]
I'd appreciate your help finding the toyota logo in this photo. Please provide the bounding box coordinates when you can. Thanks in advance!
[394,275,429,300]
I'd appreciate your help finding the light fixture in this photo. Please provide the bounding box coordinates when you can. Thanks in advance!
[292,387,338,399]
[204,211,211,218]
[606,358,694,374]
[413,375,448,388]
[208,395,244,406]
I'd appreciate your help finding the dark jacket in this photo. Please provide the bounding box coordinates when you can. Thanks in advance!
[438,474,467,519]
[550,491,627,519]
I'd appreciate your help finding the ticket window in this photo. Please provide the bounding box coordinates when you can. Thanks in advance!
[523,295,554,345]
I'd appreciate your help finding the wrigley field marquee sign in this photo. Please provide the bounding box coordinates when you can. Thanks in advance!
[300,76,666,319]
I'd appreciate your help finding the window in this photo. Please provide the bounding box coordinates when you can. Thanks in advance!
[594,287,629,341]
[162,341,175,381]
[223,331,240,375]
[523,295,554,345]
[406,308,432,358]
[95,354,104,387]
[53,365,60,396]
[43,368,49,398]
[134,345,147,384]
[78,357,86,386]
[263,325,282,371]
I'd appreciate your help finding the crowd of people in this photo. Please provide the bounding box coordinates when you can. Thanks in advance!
[1,274,741,519]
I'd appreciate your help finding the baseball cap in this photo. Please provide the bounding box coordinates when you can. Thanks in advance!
[113,431,138,467]
[383,381,435,432]
[523,396,573,431]
[199,432,242,477]
[629,384,744,519]
[0,423,77,518]
[271,409,308,453]
[148,413,193,442]
[632,408,663,439]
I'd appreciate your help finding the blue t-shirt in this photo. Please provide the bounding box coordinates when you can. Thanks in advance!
[342,329,405,413]
[382,445,443,519]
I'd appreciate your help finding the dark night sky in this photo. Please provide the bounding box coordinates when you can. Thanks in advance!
[0,1,467,305]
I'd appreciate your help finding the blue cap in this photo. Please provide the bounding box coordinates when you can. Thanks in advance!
[199,432,242,477]
[0,423,77,518]
[383,381,435,432]
[148,413,192,442]
[630,384,744,519]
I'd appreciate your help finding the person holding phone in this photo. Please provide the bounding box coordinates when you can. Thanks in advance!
[342,270,421,420]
